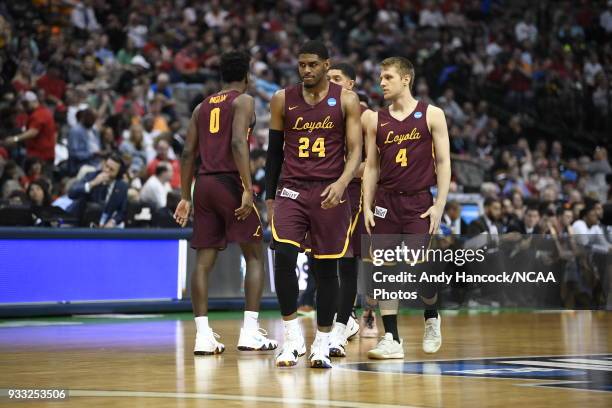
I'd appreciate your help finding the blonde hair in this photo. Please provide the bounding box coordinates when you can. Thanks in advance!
[381,57,415,90]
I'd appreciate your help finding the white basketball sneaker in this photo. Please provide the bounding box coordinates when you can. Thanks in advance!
[275,325,306,367]
[237,327,278,351]
[367,333,404,359]
[309,335,332,368]
[328,324,348,357]
[345,315,360,341]
[194,328,225,355]
[423,316,442,354]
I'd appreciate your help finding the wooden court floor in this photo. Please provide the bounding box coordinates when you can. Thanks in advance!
[0,310,610,407]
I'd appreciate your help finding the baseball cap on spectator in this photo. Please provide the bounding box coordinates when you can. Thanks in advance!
[131,55,150,69]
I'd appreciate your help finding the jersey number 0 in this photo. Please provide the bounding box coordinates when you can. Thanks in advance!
[209,107,220,133]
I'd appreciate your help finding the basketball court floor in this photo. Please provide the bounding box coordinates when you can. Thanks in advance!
[0,310,610,407]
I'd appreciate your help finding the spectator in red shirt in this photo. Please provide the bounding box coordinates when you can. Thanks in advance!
[114,88,145,117]
[11,60,34,94]
[146,139,180,189]
[35,63,67,105]
[2,92,57,168]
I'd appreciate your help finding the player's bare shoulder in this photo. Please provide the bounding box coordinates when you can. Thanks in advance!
[363,108,378,133]
[425,103,446,129]
[270,89,286,107]
[360,107,375,123]
[232,93,254,109]
[340,87,360,107]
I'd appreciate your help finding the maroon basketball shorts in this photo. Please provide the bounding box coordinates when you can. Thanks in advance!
[272,179,352,259]
[368,188,433,258]
[346,181,365,258]
[191,173,262,250]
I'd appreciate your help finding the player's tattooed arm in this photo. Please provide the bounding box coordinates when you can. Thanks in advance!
[264,89,286,220]
[420,105,451,234]
[174,103,201,227]
[321,89,362,209]
[232,94,255,220]
[362,110,379,234]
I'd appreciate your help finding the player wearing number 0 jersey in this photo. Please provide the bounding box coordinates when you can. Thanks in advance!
[264,41,362,368]
[174,51,277,357]
[362,57,451,360]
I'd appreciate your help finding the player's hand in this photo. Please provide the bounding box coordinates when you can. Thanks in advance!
[320,181,346,209]
[265,199,275,221]
[420,203,444,234]
[364,208,376,235]
[174,199,192,227]
[235,190,254,220]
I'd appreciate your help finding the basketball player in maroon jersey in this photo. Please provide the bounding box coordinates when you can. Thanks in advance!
[175,51,277,356]
[363,57,451,359]
[265,41,362,368]
[326,62,379,357]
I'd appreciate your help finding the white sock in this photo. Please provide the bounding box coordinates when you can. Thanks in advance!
[195,316,209,333]
[315,330,330,345]
[282,318,300,337]
[243,311,259,331]
[334,322,347,332]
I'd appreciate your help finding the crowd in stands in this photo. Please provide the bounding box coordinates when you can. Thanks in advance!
[0,0,610,236]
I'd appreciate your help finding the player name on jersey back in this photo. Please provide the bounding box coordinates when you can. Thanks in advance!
[198,90,241,175]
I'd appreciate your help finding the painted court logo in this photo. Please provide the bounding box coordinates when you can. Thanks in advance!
[327,97,337,107]
[340,354,612,392]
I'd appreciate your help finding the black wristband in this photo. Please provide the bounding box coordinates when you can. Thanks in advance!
[265,129,284,200]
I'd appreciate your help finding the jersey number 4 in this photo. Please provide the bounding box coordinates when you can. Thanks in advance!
[299,137,325,158]
[396,148,407,167]
[209,107,220,133]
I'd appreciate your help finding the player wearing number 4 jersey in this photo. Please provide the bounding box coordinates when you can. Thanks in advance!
[175,51,277,356]
[362,57,451,360]
[265,41,362,369]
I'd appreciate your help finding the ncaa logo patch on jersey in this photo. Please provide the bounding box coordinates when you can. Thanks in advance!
[414,111,423,119]
[327,97,337,107]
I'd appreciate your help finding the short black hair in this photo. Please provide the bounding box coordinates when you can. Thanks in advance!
[107,153,126,179]
[556,204,572,216]
[219,51,250,83]
[329,62,356,80]
[298,40,329,60]
[526,205,541,215]
[155,163,170,177]
[483,197,500,207]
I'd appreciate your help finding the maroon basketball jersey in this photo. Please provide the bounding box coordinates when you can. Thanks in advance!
[375,101,436,192]
[281,82,345,181]
[198,89,243,174]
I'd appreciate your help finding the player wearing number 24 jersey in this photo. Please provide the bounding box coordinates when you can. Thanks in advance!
[264,41,362,369]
